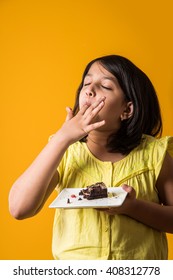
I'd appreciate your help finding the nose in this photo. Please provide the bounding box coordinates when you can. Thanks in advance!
[85,88,96,97]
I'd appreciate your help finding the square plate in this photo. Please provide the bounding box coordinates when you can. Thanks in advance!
[49,187,127,209]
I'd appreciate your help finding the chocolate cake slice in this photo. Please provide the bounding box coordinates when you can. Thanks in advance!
[79,182,108,200]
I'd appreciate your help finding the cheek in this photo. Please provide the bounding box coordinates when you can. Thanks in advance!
[102,100,116,113]
[78,94,83,109]
[99,100,122,121]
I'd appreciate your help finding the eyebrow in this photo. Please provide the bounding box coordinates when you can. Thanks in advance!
[85,74,118,84]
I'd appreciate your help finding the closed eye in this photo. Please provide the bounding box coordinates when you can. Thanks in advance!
[101,85,112,90]
[83,83,91,86]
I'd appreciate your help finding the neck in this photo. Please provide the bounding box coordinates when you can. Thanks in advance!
[86,131,111,148]
[86,131,126,163]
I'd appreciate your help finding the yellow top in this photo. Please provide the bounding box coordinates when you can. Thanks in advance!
[52,135,173,260]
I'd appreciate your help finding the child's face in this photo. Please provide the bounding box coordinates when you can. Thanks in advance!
[79,62,129,132]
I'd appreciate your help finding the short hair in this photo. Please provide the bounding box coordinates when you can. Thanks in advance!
[73,55,162,154]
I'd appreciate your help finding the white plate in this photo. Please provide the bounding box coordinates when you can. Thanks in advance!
[49,187,127,209]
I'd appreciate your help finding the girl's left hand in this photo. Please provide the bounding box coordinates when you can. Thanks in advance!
[96,184,136,215]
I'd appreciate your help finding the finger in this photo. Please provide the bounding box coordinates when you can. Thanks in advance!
[79,103,90,115]
[84,100,105,121]
[84,97,106,116]
[84,120,105,133]
[65,107,73,121]
[80,97,106,116]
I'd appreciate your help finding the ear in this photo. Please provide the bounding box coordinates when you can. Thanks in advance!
[120,102,133,121]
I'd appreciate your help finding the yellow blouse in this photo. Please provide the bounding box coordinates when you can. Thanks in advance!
[52,135,173,260]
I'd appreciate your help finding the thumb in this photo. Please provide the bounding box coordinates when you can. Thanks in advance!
[65,107,73,121]
[122,184,132,193]
[122,184,136,199]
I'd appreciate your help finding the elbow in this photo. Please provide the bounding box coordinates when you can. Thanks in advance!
[9,202,36,220]
[8,187,24,219]
[8,192,20,220]
[8,197,26,220]
[8,182,43,219]
[9,204,24,220]
[8,188,34,220]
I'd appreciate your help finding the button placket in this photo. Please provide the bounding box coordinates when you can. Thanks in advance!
[103,162,113,187]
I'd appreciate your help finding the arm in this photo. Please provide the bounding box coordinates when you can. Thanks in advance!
[9,97,106,219]
[104,152,173,233]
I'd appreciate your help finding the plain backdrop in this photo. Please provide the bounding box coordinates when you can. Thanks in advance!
[0,0,173,259]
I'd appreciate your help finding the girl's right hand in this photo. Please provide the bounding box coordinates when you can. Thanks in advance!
[58,96,106,144]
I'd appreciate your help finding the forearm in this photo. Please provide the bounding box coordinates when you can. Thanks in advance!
[9,131,70,219]
[124,199,173,233]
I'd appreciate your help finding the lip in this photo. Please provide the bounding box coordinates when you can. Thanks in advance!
[80,100,92,108]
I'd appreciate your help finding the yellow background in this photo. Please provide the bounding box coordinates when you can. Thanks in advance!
[0,0,173,259]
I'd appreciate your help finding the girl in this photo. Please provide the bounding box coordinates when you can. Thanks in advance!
[9,55,173,260]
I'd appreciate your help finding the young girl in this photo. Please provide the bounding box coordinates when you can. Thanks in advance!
[9,55,173,260]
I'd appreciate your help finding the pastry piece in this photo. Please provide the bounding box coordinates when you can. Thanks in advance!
[79,182,108,200]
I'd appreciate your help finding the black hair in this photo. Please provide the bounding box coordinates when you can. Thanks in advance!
[73,55,162,154]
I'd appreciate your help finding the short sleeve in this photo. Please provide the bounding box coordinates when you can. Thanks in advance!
[153,136,173,179]
[167,137,173,158]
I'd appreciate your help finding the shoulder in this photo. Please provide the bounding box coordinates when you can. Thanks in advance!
[131,135,173,178]
[137,135,173,205]
[67,141,86,155]
[139,134,173,157]
[60,141,87,164]
[56,141,87,183]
